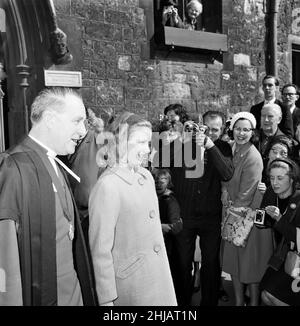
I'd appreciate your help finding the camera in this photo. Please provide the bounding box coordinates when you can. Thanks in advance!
[183,121,208,138]
[184,121,200,134]
[158,115,173,132]
[254,209,265,225]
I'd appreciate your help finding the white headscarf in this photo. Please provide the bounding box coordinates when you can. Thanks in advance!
[229,111,257,130]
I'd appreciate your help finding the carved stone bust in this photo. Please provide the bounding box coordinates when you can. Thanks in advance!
[49,28,73,65]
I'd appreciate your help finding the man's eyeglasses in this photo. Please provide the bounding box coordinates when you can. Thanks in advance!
[282,93,297,97]
[233,127,253,133]
[270,148,288,157]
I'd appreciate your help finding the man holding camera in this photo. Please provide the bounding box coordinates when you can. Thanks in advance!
[161,0,184,28]
[169,111,234,306]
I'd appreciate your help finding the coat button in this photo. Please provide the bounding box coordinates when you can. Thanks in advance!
[153,244,161,253]
[138,177,145,185]
[149,210,156,219]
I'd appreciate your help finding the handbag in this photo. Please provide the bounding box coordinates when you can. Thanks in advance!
[284,227,300,279]
[221,206,255,247]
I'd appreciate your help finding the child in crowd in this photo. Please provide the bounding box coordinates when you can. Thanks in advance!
[152,168,182,300]
[153,168,182,246]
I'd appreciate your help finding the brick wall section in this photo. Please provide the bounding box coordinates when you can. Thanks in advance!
[53,0,300,123]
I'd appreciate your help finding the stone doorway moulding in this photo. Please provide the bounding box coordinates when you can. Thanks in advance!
[0,0,71,147]
[288,35,300,84]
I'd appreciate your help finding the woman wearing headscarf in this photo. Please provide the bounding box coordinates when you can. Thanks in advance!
[89,112,177,306]
[222,112,273,306]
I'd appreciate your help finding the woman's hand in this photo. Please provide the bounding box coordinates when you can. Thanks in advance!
[162,6,179,25]
[257,182,267,195]
[265,205,282,222]
[221,189,229,207]
[161,130,178,145]
[162,224,172,234]
[170,218,183,234]
[171,7,179,24]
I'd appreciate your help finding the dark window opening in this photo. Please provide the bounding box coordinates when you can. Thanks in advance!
[154,0,222,34]
[292,43,300,87]
[140,0,226,63]
[292,43,300,107]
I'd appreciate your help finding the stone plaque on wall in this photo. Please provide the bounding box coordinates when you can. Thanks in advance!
[44,70,82,87]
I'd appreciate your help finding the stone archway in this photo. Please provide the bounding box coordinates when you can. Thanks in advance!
[0,0,68,147]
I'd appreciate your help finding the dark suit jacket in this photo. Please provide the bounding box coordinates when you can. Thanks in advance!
[292,106,300,136]
[68,130,101,221]
[170,139,234,223]
[250,99,293,137]
[255,128,285,159]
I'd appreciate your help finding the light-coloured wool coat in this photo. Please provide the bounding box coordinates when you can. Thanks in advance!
[222,142,273,283]
[89,165,177,306]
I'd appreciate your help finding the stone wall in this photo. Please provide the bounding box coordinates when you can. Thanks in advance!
[53,0,300,122]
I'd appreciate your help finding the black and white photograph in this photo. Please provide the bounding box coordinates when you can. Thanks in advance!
[0,0,300,311]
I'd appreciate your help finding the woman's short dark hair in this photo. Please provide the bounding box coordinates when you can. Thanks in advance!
[163,103,190,124]
[268,158,300,192]
[264,135,294,158]
[162,0,178,6]
[152,168,173,188]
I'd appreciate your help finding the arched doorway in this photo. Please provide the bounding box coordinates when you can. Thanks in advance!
[0,8,8,151]
[0,0,68,149]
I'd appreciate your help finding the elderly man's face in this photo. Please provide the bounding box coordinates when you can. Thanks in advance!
[261,105,281,136]
[50,94,87,155]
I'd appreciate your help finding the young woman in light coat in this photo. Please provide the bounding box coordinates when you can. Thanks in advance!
[222,112,273,306]
[89,112,177,306]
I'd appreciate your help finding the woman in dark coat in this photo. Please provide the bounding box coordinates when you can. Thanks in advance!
[259,158,300,306]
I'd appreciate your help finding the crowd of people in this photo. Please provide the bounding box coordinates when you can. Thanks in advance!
[0,74,300,306]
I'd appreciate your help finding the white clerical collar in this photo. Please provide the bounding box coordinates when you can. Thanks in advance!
[29,134,57,158]
[264,98,276,105]
[29,134,80,183]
